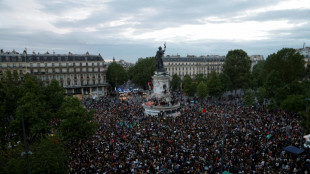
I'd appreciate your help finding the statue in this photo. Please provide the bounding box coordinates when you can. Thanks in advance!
[155,43,166,72]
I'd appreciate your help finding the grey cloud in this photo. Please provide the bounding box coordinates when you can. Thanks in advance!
[246,9,310,22]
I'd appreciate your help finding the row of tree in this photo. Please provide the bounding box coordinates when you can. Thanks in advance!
[0,71,96,173]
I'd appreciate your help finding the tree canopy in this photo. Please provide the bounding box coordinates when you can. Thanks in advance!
[223,49,251,90]
[128,57,155,89]
[170,74,181,91]
[0,71,96,173]
[106,62,128,88]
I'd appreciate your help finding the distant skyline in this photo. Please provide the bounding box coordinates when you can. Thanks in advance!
[0,0,309,63]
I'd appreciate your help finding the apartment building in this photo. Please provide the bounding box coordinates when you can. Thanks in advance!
[163,54,225,79]
[0,49,108,97]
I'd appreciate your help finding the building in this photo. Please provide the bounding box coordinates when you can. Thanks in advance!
[0,49,108,97]
[296,43,310,67]
[249,55,264,70]
[105,57,135,70]
[163,54,225,79]
[163,54,264,79]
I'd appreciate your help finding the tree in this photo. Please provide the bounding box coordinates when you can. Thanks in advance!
[263,48,305,84]
[9,75,48,142]
[183,75,196,96]
[170,74,181,91]
[1,136,67,174]
[244,89,254,106]
[30,137,67,174]
[44,79,65,115]
[107,62,128,89]
[206,71,223,98]
[219,73,232,93]
[194,74,206,84]
[58,97,97,141]
[264,70,283,99]
[281,95,306,113]
[256,87,267,104]
[223,49,251,91]
[197,81,208,100]
[251,60,265,89]
[128,57,155,89]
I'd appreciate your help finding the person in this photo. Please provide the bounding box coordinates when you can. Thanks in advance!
[155,43,166,72]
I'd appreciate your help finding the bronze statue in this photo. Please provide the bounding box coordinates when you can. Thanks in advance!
[155,43,166,72]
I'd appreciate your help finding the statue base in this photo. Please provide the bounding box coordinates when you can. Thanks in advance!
[142,70,180,116]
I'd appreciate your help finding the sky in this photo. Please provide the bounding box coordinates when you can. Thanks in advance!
[0,0,310,63]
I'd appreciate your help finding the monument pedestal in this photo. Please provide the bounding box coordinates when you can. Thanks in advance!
[143,71,180,116]
[151,71,170,99]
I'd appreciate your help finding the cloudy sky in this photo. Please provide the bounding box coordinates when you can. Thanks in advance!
[0,0,309,62]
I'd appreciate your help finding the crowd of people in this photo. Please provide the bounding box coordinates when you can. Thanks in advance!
[67,93,310,173]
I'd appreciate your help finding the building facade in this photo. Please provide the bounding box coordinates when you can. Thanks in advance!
[163,54,225,79]
[163,54,264,79]
[296,44,310,67]
[0,49,108,97]
[249,55,264,71]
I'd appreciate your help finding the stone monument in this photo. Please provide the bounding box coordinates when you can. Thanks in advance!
[143,43,180,116]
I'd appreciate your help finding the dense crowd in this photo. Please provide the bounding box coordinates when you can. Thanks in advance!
[68,94,310,173]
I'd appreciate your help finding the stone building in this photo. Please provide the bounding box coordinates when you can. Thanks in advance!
[163,54,225,79]
[0,49,108,97]
[296,43,310,67]
[249,55,264,70]
[163,54,264,79]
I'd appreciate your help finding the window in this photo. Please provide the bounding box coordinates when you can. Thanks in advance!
[19,63,22,67]
[0,64,2,68]
[7,64,10,68]
[13,63,16,68]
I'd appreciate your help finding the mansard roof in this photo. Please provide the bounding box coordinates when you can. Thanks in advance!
[0,52,103,62]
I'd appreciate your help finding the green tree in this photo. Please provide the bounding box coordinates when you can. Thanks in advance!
[58,97,97,141]
[194,74,206,84]
[197,81,208,100]
[128,57,155,89]
[1,137,67,174]
[223,49,251,91]
[263,48,305,84]
[264,70,283,99]
[219,73,232,93]
[251,60,265,89]
[281,95,306,113]
[9,75,48,142]
[183,75,196,96]
[44,79,65,115]
[244,89,255,106]
[170,74,181,91]
[256,87,267,104]
[30,137,67,174]
[107,62,128,88]
[206,71,223,97]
